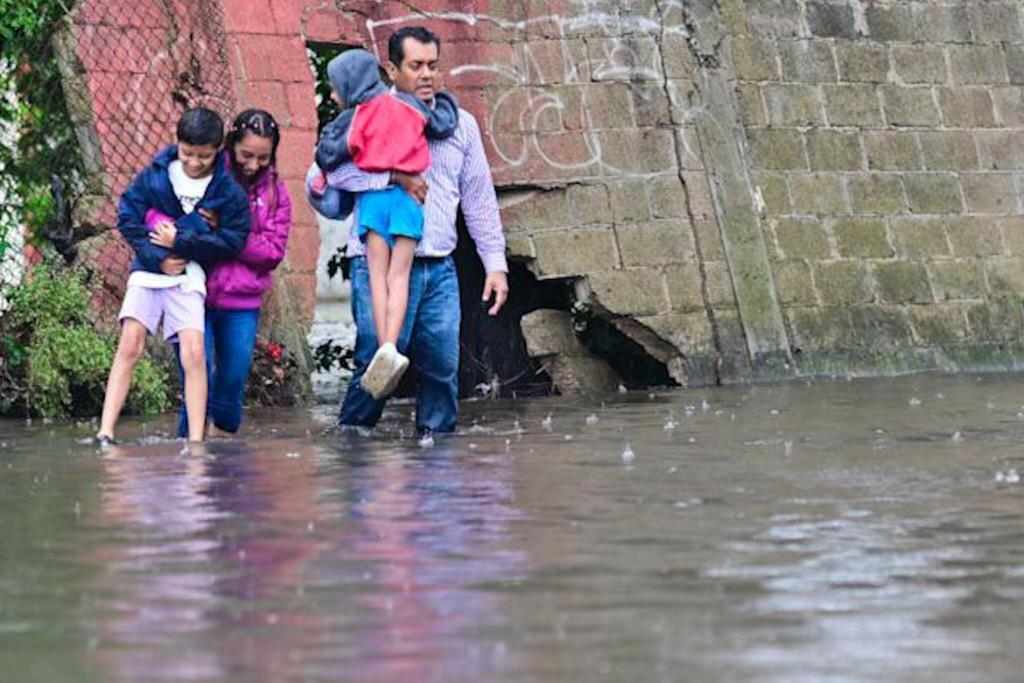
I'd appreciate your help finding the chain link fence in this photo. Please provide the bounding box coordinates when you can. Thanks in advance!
[53,0,236,327]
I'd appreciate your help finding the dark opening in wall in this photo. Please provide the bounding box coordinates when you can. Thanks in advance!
[574,309,680,390]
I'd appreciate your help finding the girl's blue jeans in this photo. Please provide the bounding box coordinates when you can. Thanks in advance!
[177,308,260,437]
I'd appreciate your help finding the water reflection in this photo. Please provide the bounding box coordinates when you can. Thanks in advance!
[4,373,1024,680]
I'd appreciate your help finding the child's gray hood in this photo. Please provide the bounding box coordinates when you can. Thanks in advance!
[327,49,387,106]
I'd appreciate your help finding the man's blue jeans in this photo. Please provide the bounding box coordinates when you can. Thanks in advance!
[177,308,260,437]
[339,256,460,433]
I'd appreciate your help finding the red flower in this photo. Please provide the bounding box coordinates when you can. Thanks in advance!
[266,342,284,362]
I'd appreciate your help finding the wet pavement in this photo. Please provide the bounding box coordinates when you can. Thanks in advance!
[3,372,1024,682]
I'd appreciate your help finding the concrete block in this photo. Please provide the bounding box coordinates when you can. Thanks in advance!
[787,306,852,352]
[998,216,1024,256]
[832,217,894,258]
[568,184,612,225]
[961,173,1017,215]
[748,129,807,171]
[533,227,619,277]
[991,87,1024,127]
[882,86,941,127]
[865,3,915,42]
[938,87,997,127]
[967,299,1024,341]
[807,1,857,39]
[815,261,874,304]
[864,131,922,171]
[949,45,1009,85]
[520,309,583,356]
[806,130,863,171]
[608,179,652,222]
[1008,45,1024,84]
[731,36,780,81]
[779,39,837,83]
[891,45,947,84]
[835,40,889,82]
[664,262,705,312]
[773,259,818,305]
[763,83,824,127]
[636,313,716,356]
[847,173,906,214]
[736,83,767,127]
[588,268,669,316]
[985,258,1024,296]
[693,218,725,261]
[902,173,963,214]
[890,217,952,258]
[873,261,933,304]
[918,131,980,171]
[617,220,696,266]
[583,83,635,129]
[946,216,1006,257]
[976,131,1024,171]
[910,304,970,345]
[772,217,830,259]
[823,84,884,127]
[753,172,792,216]
[500,189,570,229]
[648,175,689,219]
[929,260,985,301]
[788,174,848,216]
[847,305,914,349]
[969,3,1023,44]
[704,261,736,307]
[598,128,678,174]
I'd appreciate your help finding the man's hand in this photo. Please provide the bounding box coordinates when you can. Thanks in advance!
[149,222,177,248]
[481,271,509,316]
[160,256,187,276]
[391,171,428,204]
[198,208,219,230]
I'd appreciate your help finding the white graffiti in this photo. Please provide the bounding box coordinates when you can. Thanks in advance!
[362,0,690,176]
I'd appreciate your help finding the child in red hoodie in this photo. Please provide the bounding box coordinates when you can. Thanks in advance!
[310,48,458,399]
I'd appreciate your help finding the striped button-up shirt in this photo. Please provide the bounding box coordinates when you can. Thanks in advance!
[326,108,508,273]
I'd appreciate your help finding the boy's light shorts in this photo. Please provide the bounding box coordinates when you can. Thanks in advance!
[355,186,424,247]
[118,284,205,342]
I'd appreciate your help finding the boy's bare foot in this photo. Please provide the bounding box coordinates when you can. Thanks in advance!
[94,433,118,447]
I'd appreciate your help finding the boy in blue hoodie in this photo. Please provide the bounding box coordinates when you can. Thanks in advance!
[96,107,251,445]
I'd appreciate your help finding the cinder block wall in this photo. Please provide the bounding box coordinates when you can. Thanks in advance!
[65,0,1024,385]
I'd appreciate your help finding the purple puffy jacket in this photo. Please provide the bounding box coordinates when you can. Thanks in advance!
[147,166,291,310]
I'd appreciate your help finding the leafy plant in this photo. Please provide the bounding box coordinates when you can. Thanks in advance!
[246,338,301,407]
[0,0,83,250]
[0,262,171,418]
[312,339,354,374]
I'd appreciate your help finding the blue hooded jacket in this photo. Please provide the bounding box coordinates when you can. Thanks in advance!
[118,145,251,275]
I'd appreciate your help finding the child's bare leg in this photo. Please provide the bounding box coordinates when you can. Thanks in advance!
[383,237,416,345]
[98,319,148,439]
[365,231,392,346]
[177,329,207,442]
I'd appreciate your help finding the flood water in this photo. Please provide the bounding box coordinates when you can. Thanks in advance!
[3,373,1024,682]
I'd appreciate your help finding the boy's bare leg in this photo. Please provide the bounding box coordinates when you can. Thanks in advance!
[177,329,207,443]
[384,237,416,345]
[365,232,392,345]
[98,319,148,440]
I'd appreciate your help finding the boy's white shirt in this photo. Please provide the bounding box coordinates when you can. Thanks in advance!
[126,160,210,294]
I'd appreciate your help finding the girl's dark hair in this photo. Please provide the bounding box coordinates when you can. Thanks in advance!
[226,108,281,168]
[177,107,224,147]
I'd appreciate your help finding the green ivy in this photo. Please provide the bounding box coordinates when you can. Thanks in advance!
[1,262,171,418]
[0,0,81,248]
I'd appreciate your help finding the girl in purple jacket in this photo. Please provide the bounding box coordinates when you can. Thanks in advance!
[151,109,292,436]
